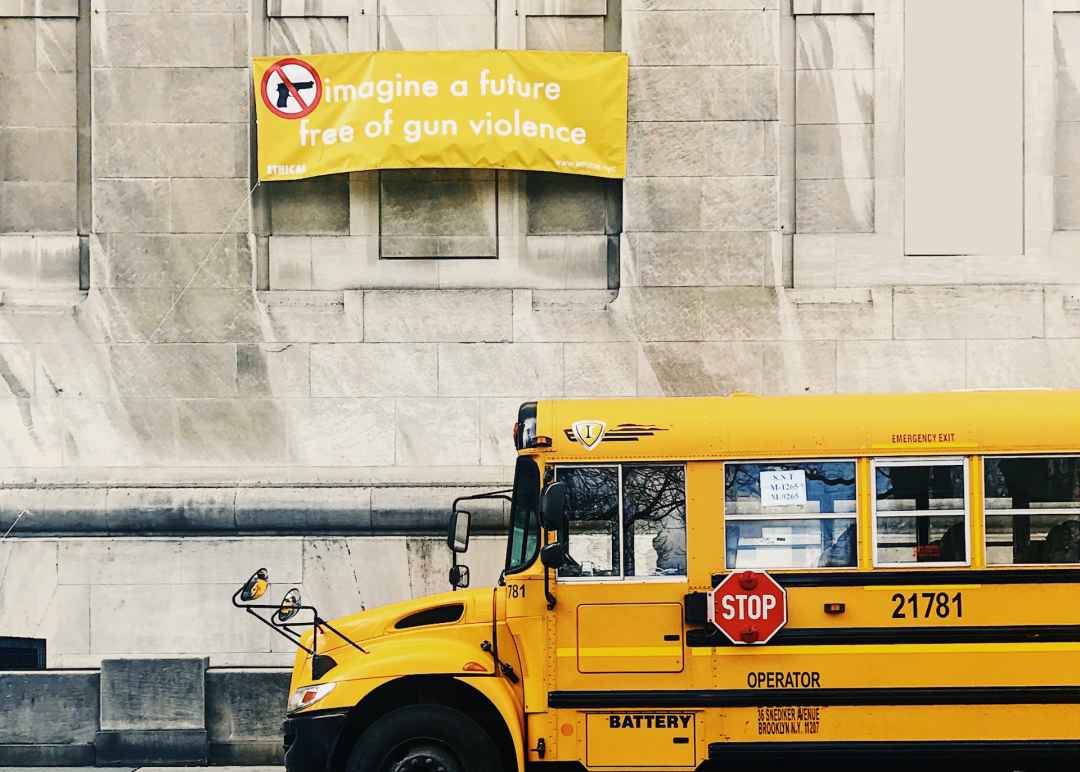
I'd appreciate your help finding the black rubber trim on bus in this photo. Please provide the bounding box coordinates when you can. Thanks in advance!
[707,740,1080,761]
[547,686,1080,710]
[708,568,1080,588]
[683,624,1080,647]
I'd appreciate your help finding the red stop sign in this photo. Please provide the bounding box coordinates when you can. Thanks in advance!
[708,570,788,645]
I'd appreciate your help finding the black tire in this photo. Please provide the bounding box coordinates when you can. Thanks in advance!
[344,703,502,772]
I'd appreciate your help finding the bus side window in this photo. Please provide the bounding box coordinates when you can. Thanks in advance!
[556,466,620,578]
[985,456,1080,565]
[873,459,968,566]
[724,461,858,570]
[623,465,687,577]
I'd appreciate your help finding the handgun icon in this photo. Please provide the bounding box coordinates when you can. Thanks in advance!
[276,81,315,109]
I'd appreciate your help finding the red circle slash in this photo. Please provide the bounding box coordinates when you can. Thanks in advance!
[260,57,323,120]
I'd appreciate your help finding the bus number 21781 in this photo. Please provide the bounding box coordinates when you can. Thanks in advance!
[891,591,963,619]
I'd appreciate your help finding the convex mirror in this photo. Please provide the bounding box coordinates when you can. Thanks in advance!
[541,481,568,532]
[448,509,472,554]
[239,568,269,602]
[540,542,568,570]
[449,564,471,589]
[276,588,302,623]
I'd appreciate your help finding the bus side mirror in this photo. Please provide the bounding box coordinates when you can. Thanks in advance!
[448,509,472,554]
[540,542,568,570]
[449,564,470,589]
[541,481,568,532]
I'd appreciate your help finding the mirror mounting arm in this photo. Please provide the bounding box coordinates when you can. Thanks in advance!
[544,565,556,610]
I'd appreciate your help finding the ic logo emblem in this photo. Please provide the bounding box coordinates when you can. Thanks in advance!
[571,420,606,451]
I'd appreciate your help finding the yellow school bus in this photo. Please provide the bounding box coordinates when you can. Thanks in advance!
[234,390,1080,772]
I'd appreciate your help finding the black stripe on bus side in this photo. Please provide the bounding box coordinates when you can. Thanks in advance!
[684,624,1080,647]
[547,686,1080,710]
[710,568,1080,588]
[707,740,1080,761]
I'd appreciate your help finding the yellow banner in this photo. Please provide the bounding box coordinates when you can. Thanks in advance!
[252,50,629,182]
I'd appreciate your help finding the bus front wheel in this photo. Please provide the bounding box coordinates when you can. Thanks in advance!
[345,703,502,772]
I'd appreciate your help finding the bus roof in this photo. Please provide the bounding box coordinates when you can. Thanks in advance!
[534,390,1080,462]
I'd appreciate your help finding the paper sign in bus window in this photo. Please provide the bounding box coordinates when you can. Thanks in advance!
[760,470,808,508]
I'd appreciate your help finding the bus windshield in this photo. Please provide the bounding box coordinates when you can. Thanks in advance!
[504,456,540,574]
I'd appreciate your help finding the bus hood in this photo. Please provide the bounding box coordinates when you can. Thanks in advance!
[298,587,494,655]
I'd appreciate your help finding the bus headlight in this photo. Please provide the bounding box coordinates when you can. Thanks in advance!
[288,682,337,713]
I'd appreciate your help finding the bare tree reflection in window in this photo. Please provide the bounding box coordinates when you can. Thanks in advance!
[623,466,687,576]
[557,467,619,577]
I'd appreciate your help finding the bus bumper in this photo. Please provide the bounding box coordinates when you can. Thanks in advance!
[282,709,349,772]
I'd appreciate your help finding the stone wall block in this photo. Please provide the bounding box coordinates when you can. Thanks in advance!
[762,341,837,394]
[268,176,350,236]
[966,340,1080,389]
[302,537,411,620]
[512,289,635,343]
[93,178,172,234]
[564,342,638,396]
[0,671,99,746]
[257,291,365,344]
[372,486,507,534]
[702,288,893,341]
[179,537,303,585]
[237,343,311,397]
[234,487,373,532]
[92,12,244,68]
[0,180,77,232]
[104,344,238,398]
[796,178,874,233]
[311,343,436,397]
[93,68,249,124]
[0,487,108,532]
[893,286,1044,340]
[176,399,289,466]
[396,397,480,466]
[89,584,269,654]
[91,233,252,290]
[525,15,604,50]
[105,487,237,532]
[637,341,763,396]
[837,340,967,393]
[364,290,513,342]
[629,66,778,121]
[623,286,704,341]
[0,398,62,466]
[0,343,34,397]
[0,127,77,182]
[99,657,207,731]
[437,343,564,397]
[155,289,262,343]
[62,398,180,467]
[206,669,289,765]
[287,398,397,466]
[796,14,873,70]
[795,69,874,124]
[628,121,776,177]
[625,232,767,287]
[171,178,251,234]
[625,11,777,65]
[1,550,89,658]
[59,539,183,586]
[796,123,873,179]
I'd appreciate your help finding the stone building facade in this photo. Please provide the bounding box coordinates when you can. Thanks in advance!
[2,0,1080,677]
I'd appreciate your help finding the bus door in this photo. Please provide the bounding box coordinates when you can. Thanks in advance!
[547,463,698,767]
